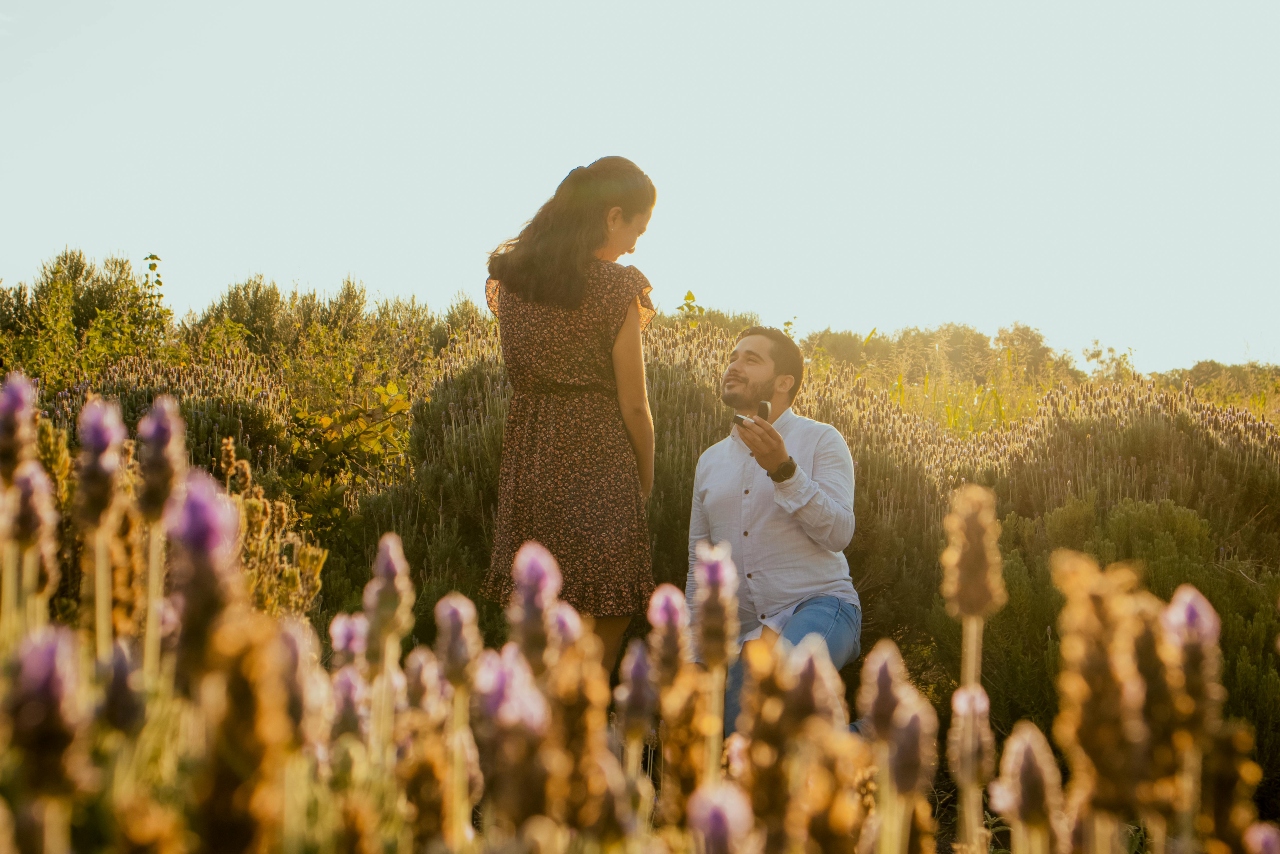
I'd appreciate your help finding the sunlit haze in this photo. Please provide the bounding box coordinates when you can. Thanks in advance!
[1,2,1276,372]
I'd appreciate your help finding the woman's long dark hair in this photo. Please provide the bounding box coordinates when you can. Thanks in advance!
[488,157,655,309]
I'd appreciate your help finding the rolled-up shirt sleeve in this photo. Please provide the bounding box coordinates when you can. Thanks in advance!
[771,427,855,552]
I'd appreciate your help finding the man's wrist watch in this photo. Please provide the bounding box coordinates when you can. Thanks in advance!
[768,457,797,483]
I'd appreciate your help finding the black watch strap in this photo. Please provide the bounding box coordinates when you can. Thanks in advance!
[768,457,797,483]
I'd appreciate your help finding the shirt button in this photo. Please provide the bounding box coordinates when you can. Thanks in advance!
[743,531,749,537]
[760,614,766,620]
[744,489,749,495]
[746,573,753,579]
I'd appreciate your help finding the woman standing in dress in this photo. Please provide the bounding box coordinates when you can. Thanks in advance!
[482,156,657,672]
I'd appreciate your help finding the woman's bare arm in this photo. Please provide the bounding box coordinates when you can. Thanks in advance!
[612,297,654,500]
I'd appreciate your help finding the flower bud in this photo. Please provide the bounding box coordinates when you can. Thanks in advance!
[1244,823,1280,854]
[434,593,482,687]
[135,396,187,523]
[0,372,37,486]
[10,459,58,550]
[647,583,691,690]
[785,634,849,729]
[948,685,996,791]
[101,641,145,735]
[614,638,658,741]
[1165,589,1224,744]
[473,644,548,734]
[687,782,754,854]
[939,484,1006,619]
[403,646,448,716]
[693,540,739,670]
[363,533,415,670]
[989,721,1063,831]
[75,397,127,528]
[169,471,241,697]
[887,692,938,796]
[856,639,910,741]
[6,627,84,795]
[331,665,368,741]
[549,600,583,649]
[329,612,369,670]
[508,541,562,673]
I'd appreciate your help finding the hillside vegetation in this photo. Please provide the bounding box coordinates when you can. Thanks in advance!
[4,248,1280,823]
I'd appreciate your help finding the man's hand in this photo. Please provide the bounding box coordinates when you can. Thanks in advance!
[737,417,790,475]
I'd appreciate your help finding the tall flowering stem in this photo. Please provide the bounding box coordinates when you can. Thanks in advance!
[363,532,415,767]
[693,540,739,786]
[1051,552,1145,854]
[882,691,939,854]
[136,396,186,691]
[11,460,58,637]
[940,484,1006,854]
[76,397,128,668]
[0,373,37,652]
[615,637,658,829]
[990,721,1065,854]
[169,470,242,699]
[436,592,482,851]
[858,638,912,854]
[1163,584,1224,854]
[508,540,562,677]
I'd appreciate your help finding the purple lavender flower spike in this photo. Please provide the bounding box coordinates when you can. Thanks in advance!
[549,601,583,647]
[329,612,370,669]
[1162,584,1221,647]
[474,644,549,732]
[75,397,128,527]
[136,395,187,523]
[472,648,509,720]
[693,541,739,669]
[101,642,144,735]
[694,540,738,601]
[614,638,659,740]
[11,460,58,549]
[363,533,415,669]
[0,372,37,485]
[170,470,239,576]
[435,593,482,687]
[512,541,562,609]
[687,782,754,854]
[647,583,690,633]
[404,646,444,710]
[169,471,241,696]
[7,628,82,795]
[1245,823,1280,854]
[647,583,691,688]
[331,665,368,741]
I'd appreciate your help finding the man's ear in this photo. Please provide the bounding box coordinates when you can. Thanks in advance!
[776,374,796,398]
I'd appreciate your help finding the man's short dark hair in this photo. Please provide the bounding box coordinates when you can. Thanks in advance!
[736,326,804,403]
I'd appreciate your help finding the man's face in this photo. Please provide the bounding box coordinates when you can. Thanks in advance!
[721,334,779,410]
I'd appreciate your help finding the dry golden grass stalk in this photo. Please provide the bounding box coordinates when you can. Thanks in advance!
[939,484,1006,622]
[990,721,1066,854]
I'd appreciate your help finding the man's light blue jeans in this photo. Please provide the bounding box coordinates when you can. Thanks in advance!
[723,595,863,737]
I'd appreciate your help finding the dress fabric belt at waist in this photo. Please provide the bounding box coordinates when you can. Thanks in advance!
[514,382,613,398]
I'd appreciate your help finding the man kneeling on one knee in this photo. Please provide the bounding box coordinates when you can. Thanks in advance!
[684,326,862,736]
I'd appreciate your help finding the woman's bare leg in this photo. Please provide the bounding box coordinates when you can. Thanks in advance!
[594,615,632,675]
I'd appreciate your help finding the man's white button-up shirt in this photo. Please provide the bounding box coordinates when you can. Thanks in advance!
[685,407,859,654]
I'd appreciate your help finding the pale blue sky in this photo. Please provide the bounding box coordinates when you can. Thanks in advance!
[1,2,1276,372]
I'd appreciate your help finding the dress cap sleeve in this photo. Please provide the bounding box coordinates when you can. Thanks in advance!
[485,278,501,315]
[609,265,656,341]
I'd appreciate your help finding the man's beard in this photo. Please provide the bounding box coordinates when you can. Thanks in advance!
[721,375,776,411]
